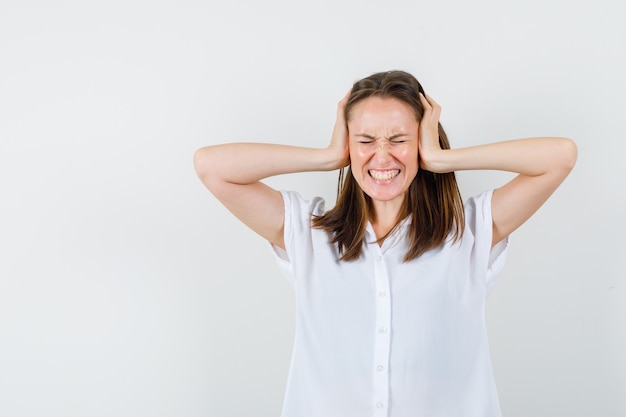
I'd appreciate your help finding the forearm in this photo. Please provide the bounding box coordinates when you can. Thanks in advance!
[193,143,342,185]
[424,137,577,176]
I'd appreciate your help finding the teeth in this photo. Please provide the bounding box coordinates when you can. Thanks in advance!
[369,170,399,181]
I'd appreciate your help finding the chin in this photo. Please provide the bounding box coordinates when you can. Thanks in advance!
[363,188,407,203]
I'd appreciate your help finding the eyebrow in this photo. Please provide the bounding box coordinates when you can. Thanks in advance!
[354,133,408,140]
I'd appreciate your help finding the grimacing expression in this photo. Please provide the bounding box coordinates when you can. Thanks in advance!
[347,96,419,207]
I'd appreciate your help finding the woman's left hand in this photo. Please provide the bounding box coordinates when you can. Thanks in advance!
[418,93,444,172]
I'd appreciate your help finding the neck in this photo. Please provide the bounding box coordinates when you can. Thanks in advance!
[369,200,403,242]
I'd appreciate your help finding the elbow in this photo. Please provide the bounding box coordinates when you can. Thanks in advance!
[193,146,229,194]
[193,147,212,181]
[558,137,578,172]
[193,147,222,195]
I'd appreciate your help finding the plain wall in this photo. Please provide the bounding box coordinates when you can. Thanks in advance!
[1,0,624,416]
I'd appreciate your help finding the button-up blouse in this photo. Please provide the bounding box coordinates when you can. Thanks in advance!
[271,189,509,417]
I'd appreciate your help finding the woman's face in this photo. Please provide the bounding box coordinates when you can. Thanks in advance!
[347,96,419,211]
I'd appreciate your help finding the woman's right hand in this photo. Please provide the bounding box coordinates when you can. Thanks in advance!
[327,90,351,170]
[194,90,356,249]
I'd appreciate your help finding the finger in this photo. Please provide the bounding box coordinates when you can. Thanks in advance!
[419,92,430,107]
[424,93,438,106]
[422,94,442,122]
[420,93,440,109]
[425,94,441,112]
[419,92,431,109]
[338,88,352,107]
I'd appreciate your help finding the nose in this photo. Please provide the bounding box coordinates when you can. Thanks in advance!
[374,138,390,152]
[373,140,391,160]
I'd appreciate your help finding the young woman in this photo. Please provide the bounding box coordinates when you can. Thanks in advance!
[193,70,577,417]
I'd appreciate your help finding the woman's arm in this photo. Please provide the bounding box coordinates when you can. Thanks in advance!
[193,94,350,250]
[418,94,578,246]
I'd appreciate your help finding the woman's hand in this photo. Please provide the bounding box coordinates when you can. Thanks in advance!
[418,93,445,172]
[327,90,351,170]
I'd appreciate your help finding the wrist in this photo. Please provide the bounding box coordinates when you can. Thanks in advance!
[322,145,350,171]
[420,148,450,173]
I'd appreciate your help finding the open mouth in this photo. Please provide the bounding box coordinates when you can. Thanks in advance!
[368,169,400,181]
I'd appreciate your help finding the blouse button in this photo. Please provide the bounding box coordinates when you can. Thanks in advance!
[378,326,387,333]
[377,402,384,408]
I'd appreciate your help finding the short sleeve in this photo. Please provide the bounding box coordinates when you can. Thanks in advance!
[465,190,510,294]
[268,191,326,283]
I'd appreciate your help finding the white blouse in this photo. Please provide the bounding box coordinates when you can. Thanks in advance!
[271,189,509,417]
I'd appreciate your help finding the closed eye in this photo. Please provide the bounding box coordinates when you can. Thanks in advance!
[354,134,376,144]
[390,135,409,144]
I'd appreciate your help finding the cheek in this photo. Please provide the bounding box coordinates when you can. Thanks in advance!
[397,146,418,164]
[350,146,372,163]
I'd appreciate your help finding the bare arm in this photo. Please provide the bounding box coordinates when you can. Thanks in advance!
[418,94,578,246]
[193,94,350,250]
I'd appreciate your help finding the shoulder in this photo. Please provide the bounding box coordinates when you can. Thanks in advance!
[463,190,510,289]
[279,191,327,240]
[280,190,327,218]
[273,192,332,273]
[463,189,494,232]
